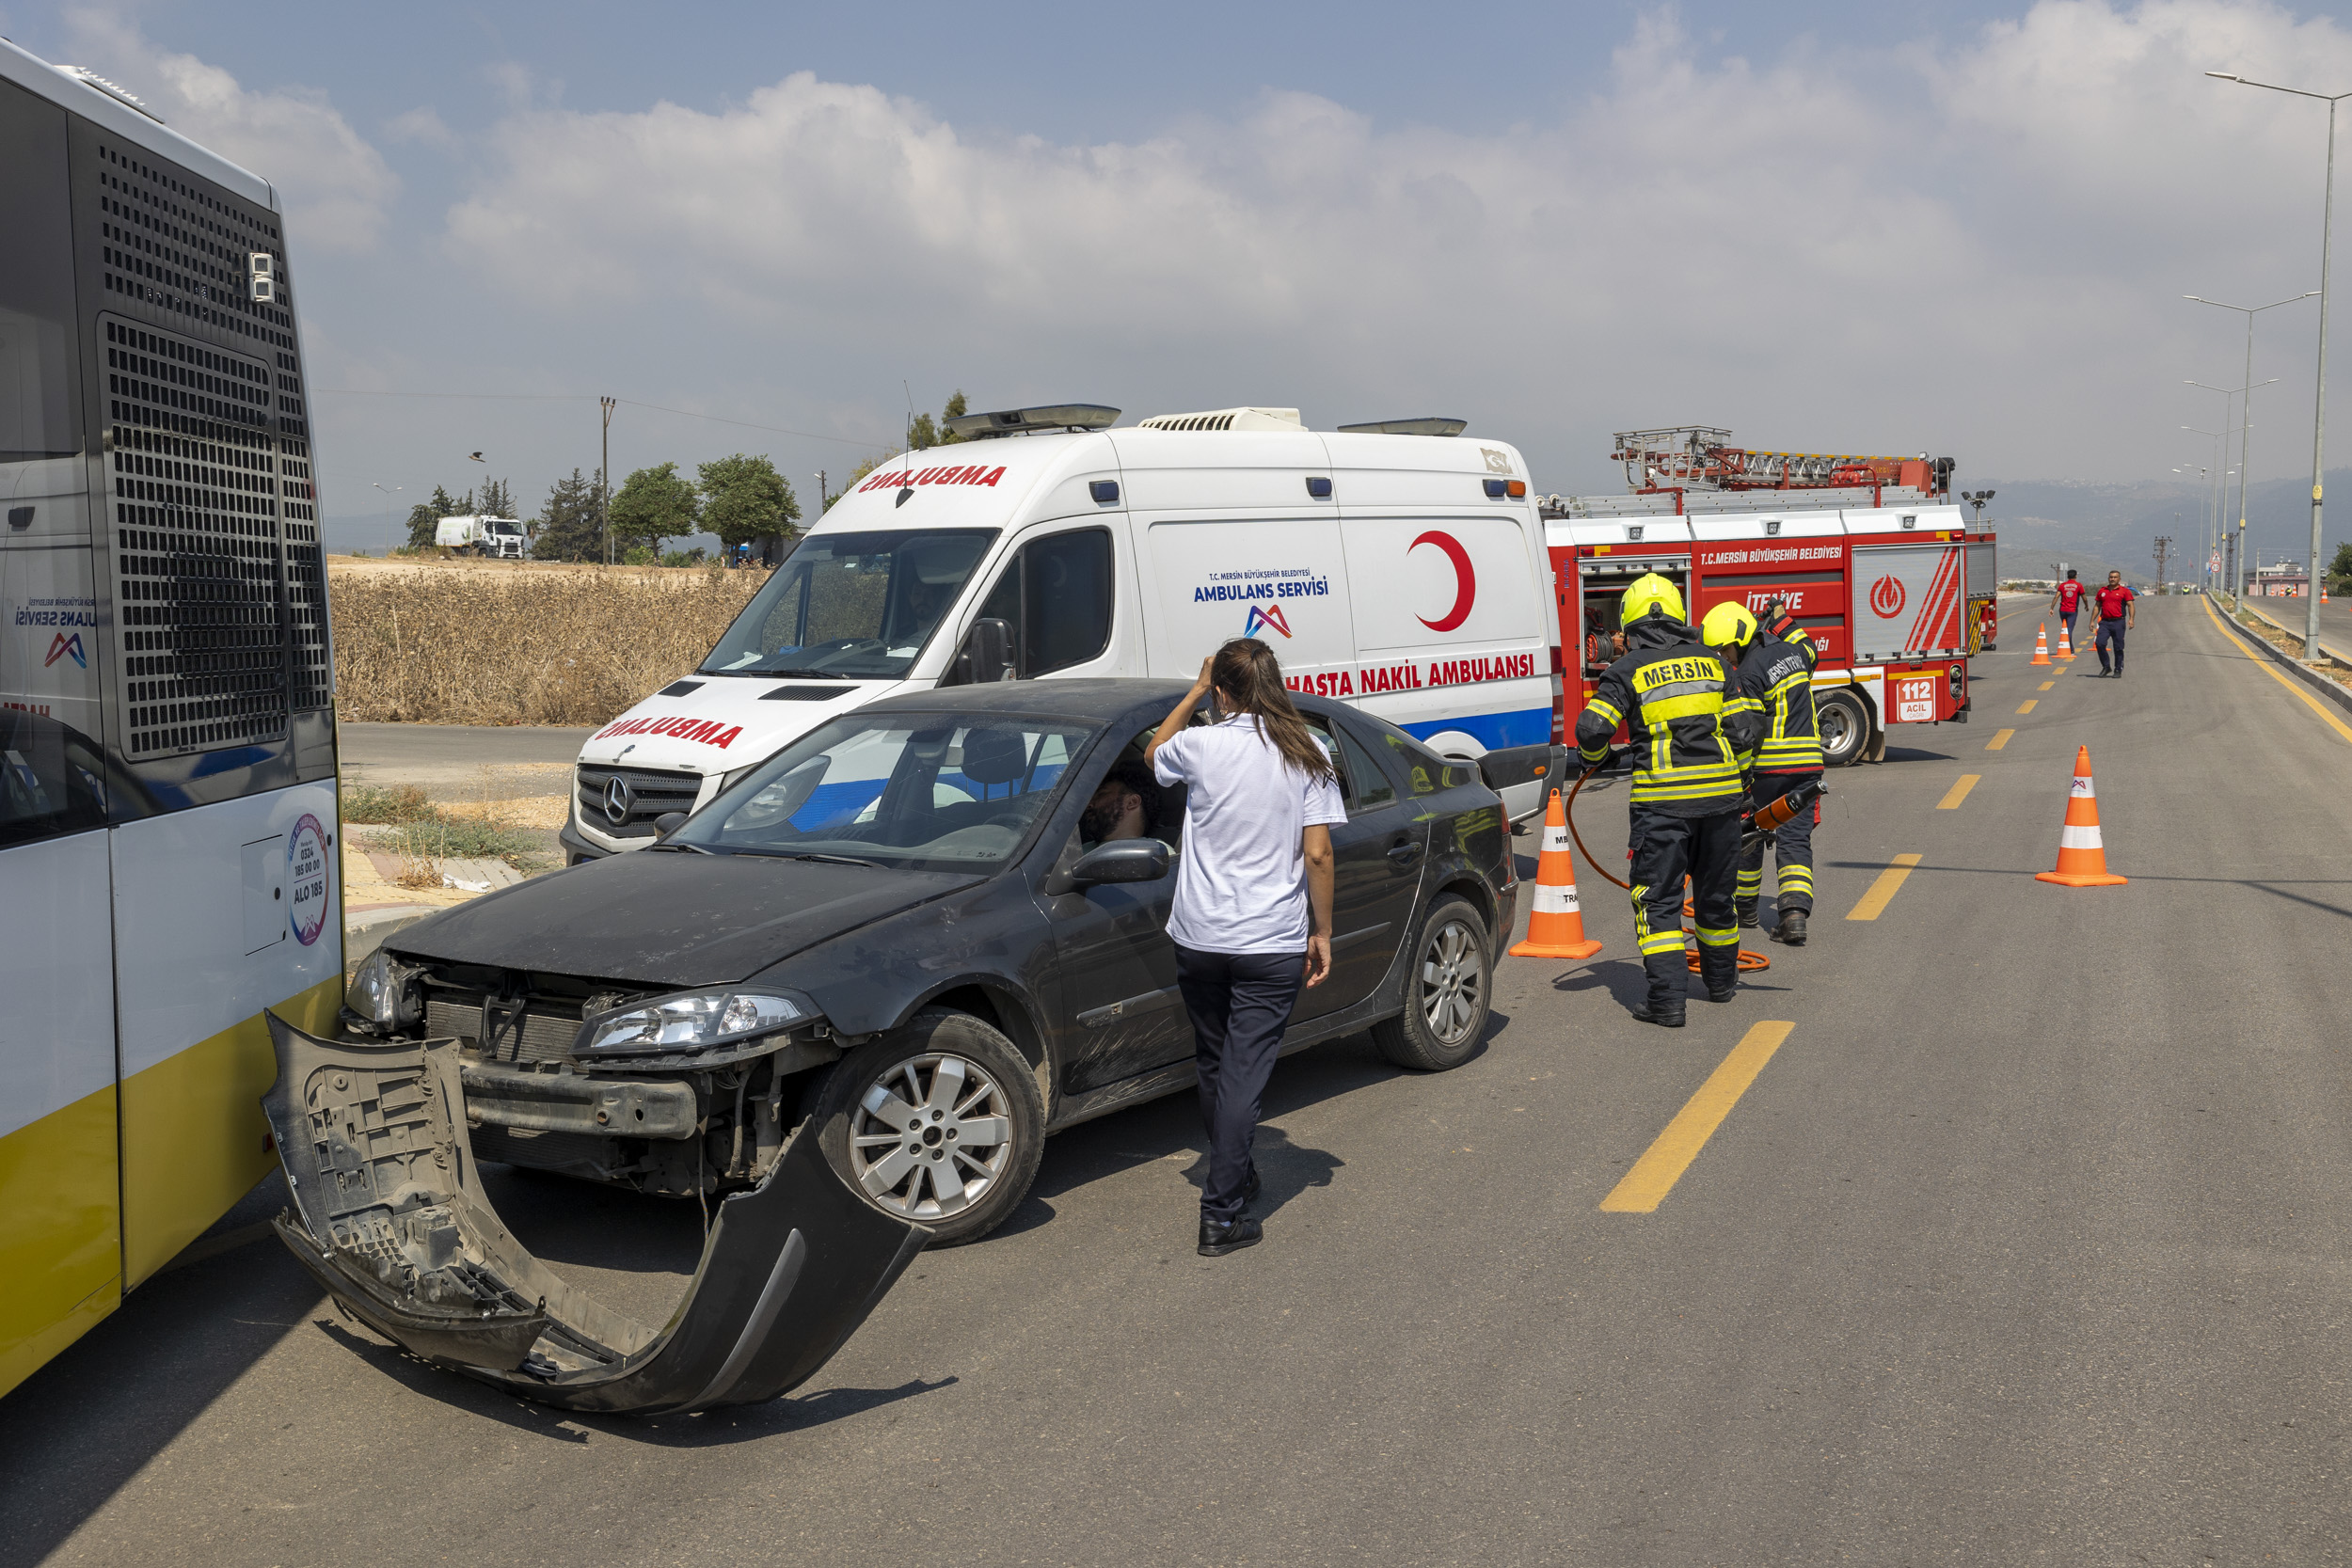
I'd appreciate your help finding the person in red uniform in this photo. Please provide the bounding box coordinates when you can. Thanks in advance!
[2052,570,2087,648]
[2092,571,2137,677]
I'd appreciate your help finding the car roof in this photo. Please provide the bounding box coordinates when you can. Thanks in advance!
[853,676,1363,728]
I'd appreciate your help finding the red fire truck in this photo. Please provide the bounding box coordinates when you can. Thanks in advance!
[1545,427,1992,767]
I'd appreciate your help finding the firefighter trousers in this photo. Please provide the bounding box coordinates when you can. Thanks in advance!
[1628,806,1742,1003]
[1737,769,1819,917]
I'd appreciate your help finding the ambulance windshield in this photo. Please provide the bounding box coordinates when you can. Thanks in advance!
[702,529,999,679]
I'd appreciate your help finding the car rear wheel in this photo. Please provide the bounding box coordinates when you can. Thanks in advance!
[1816,689,1871,768]
[808,1009,1044,1247]
[1371,895,1491,1072]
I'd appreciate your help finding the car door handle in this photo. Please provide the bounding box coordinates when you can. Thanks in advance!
[1386,838,1422,864]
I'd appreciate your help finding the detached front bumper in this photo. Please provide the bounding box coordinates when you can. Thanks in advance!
[262,1014,930,1414]
[459,1060,698,1140]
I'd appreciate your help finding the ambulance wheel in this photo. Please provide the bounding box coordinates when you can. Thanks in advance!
[806,1009,1045,1247]
[1373,895,1490,1072]
[1817,690,1871,768]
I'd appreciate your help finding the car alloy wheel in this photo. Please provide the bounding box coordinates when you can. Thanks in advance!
[846,1052,1014,1221]
[1419,915,1486,1045]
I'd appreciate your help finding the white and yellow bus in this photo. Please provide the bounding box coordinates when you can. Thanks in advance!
[2,38,340,1400]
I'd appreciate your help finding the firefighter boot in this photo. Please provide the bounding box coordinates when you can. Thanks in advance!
[1735,896,1759,928]
[1698,940,1740,1004]
[1629,955,1688,1028]
[1776,909,1808,946]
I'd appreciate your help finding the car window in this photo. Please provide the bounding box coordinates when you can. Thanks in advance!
[687,714,1090,872]
[1378,728,1476,797]
[1331,724,1397,812]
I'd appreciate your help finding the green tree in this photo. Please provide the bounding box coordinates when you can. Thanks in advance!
[2330,541,2352,583]
[477,477,516,520]
[608,462,700,558]
[697,452,801,549]
[530,468,604,562]
[404,483,469,548]
[906,389,970,451]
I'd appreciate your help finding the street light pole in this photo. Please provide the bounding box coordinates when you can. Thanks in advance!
[2186,293,2316,600]
[371,482,402,551]
[2207,71,2348,651]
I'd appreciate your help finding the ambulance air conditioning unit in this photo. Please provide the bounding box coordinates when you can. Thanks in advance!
[1136,407,1305,433]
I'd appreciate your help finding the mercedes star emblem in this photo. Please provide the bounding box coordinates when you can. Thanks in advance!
[603,775,635,827]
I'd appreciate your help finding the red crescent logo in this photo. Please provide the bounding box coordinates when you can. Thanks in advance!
[1410,530,1476,631]
[1868,574,1906,618]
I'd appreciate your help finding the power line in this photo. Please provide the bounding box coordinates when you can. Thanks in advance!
[312,388,893,449]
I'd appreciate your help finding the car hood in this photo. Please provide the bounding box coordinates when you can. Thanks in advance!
[579,675,908,778]
[389,847,980,990]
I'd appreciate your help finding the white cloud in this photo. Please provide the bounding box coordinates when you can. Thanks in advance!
[63,8,398,253]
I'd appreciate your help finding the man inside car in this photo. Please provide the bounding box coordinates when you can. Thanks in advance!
[1081,760,1164,846]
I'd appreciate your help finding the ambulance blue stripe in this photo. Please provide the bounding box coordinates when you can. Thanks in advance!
[1397,706,1553,751]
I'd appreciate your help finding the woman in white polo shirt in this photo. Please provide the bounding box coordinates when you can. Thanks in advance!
[1147,638,1344,1258]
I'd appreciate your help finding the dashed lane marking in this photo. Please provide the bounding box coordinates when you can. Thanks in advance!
[2201,596,2352,748]
[1600,1022,1796,1214]
[2016,699,2038,714]
[1936,774,1980,809]
[1986,729,2013,750]
[2038,681,2055,690]
[1845,853,1923,921]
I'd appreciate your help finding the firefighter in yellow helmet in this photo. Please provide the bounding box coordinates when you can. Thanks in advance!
[1573,575,1762,1026]
[1704,597,1822,946]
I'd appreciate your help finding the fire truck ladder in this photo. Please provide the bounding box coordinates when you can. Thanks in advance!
[1612,425,1925,493]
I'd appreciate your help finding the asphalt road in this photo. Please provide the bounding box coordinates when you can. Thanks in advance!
[338,721,596,794]
[8,596,2351,1565]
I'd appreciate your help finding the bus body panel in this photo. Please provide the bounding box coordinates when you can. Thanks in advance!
[0,829,121,1400]
[110,781,342,1286]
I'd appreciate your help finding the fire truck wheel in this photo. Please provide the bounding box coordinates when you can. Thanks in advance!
[1817,690,1871,768]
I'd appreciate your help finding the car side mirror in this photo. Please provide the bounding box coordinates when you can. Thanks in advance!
[653,812,688,839]
[1054,837,1170,893]
[953,617,1015,685]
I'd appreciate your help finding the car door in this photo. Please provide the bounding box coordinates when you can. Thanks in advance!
[1041,733,1189,1096]
[1293,714,1427,1022]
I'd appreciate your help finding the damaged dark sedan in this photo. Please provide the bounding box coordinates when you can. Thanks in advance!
[273,679,1519,1410]
[344,679,1518,1246]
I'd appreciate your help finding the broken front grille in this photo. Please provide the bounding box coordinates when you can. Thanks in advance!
[427,992,585,1064]
[574,763,702,839]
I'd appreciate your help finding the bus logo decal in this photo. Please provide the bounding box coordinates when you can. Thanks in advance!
[43,632,86,669]
[287,814,330,946]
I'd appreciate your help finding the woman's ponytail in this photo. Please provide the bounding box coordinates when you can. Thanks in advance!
[1211,638,1336,783]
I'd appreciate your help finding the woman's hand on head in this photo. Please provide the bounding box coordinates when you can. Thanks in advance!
[1193,654,1216,694]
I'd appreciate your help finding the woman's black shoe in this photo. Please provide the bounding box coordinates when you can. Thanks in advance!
[1199,1215,1263,1257]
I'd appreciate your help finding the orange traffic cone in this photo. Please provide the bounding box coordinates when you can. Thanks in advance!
[2034,746,2127,887]
[2030,625,2052,665]
[2056,622,2076,660]
[1509,789,1603,958]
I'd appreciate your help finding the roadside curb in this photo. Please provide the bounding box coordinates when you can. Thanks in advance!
[345,903,437,971]
[2231,605,2352,722]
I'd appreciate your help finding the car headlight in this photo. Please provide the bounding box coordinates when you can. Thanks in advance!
[576,988,817,1055]
[346,946,423,1034]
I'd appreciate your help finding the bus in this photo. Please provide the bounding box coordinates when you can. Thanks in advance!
[2,38,340,1400]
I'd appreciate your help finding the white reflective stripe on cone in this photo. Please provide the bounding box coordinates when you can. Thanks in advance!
[1541,827,1570,853]
[1532,882,1582,914]
[2059,824,2105,849]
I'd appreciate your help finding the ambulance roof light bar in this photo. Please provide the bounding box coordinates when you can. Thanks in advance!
[1335,417,1468,436]
[944,404,1120,441]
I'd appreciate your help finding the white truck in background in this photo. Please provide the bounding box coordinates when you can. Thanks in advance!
[435,515,527,558]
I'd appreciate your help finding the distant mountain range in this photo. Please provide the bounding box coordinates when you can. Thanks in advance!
[1978,469,2351,587]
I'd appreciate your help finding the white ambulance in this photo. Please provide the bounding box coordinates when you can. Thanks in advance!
[562,404,1565,860]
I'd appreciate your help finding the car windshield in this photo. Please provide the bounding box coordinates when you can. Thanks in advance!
[700,529,998,679]
[674,711,1092,872]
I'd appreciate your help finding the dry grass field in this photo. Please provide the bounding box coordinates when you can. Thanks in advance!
[327,556,766,723]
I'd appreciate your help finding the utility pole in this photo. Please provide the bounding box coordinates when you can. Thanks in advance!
[599,396,616,566]
[816,469,828,513]
[2154,533,2173,591]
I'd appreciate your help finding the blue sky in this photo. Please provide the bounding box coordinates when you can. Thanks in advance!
[8,1,2352,556]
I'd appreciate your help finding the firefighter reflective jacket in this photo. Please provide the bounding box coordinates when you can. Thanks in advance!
[1575,613,1762,816]
[1737,630,1823,775]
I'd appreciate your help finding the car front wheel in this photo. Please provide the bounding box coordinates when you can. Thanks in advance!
[1371,895,1491,1071]
[808,1009,1045,1247]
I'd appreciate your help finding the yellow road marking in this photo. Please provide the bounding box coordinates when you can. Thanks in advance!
[1600,1022,1795,1213]
[1986,728,2013,750]
[1936,774,1980,809]
[2201,596,2352,748]
[1845,853,1922,921]
[2038,681,2055,690]
[2015,699,2037,714]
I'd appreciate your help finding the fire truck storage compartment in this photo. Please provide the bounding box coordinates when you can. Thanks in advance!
[1847,541,1969,663]
[1687,511,1850,664]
